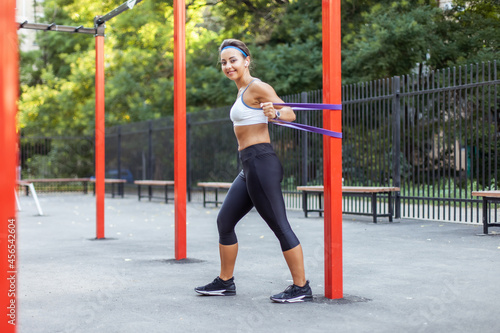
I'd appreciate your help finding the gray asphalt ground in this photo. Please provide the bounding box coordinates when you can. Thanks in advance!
[16,193,500,333]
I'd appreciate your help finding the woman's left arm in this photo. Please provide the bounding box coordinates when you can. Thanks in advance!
[253,82,296,122]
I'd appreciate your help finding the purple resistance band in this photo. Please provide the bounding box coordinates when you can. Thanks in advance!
[271,102,342,138]
[273,102,342,110]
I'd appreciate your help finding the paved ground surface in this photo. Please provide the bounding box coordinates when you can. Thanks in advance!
[16,193,500,333]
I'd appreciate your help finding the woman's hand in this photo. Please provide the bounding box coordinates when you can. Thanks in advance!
[260,102,280,120]
[260,102,295,122]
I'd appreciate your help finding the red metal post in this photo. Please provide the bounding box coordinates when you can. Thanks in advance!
[322,0,343,299]
[174,0,187,259]
[0,0,19,330]
[95,33,106,239]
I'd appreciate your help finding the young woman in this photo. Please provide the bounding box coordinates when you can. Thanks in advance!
[194,39,312,303]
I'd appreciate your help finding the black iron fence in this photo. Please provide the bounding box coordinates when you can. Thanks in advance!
[20,60,499,224]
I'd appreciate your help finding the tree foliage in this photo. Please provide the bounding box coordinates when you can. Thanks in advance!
[18,0,499,136]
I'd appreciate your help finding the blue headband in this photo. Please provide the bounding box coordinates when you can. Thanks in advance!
[221,46,248,58]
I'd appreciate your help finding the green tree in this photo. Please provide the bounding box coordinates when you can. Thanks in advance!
[342,1,443,83]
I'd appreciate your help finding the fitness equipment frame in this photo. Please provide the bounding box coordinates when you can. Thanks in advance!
[2,4,341,330]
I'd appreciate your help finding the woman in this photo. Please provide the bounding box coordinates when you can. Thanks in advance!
[195,39,312,303]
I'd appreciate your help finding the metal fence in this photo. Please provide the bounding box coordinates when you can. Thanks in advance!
[19,135,93,192]
[398,62,499,223]
[19,60,499,224]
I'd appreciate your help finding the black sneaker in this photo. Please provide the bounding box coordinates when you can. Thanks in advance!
[270,280,313,303]
[194,276,236,296]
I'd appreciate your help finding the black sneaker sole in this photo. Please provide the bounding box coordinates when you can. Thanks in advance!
[194,288,236,296]
[270,294,313,303]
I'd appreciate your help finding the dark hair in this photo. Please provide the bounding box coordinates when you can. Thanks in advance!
[219,39,251,59]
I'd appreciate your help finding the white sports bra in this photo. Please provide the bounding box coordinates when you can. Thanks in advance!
[230,79,268,127]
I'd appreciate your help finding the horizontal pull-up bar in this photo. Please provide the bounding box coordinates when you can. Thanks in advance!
[17,21,97,34]
[18,0,143,35]
[95,0,143,25]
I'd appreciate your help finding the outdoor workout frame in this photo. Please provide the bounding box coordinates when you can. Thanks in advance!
[16,0,144,243]
[1,2,341,330]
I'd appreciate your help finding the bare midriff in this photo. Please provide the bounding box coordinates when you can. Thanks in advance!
[234,123,271,151]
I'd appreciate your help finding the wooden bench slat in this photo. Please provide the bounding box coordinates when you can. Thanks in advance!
[134,180,175,186]
[297,186,400,193]
[197,182,232,189]
[22,178,91,182]
[91,178,126,183]
[472,191,500,198]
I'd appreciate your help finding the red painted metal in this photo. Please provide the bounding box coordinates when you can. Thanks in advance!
[174,0,187,259]
[1,0,19,330]
[95,35,106,239]
[322,0,343,299]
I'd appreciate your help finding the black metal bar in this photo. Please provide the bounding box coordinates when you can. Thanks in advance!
[483,197,488,234]
[202,187,206,208]
[392,76,401,219]
[301,92,308,186]
[187,114,192,202]
[95,0,143,25]
[117,126,122,186]
[437,69,442,220]
[148,120,153,180]
[302,190,308,217]
[388,191,393,222]
[17,22,97,34]
[372,192,377,223]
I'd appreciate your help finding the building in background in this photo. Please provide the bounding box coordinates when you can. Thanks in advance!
[439,0,454,10]
[16,0,43,52]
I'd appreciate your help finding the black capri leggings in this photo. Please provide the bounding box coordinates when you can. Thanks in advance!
[217,143,300,251]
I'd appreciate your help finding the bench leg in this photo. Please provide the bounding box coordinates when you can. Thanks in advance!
[111,183,115,198]
[165,185,168,203]
[388,191,393,222]
[372,192,377,223]
[302,191,308,218]
[203,188,206,208]
[83,181,88,194]
[15,189,21,211]
[138,185,141,201]
[148,185,152,201]
[483,197,488,235]
[28,183,43,216]
[215,188,219,207]
[319,192,323,217]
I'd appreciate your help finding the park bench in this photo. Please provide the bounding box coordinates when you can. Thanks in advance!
[296,185,400,222]
[197,182,232,207]
[471,191,500,234]
[91,178,126,198]
[16,180,43,215]
[22,178,91,194]
[134,180,175,203]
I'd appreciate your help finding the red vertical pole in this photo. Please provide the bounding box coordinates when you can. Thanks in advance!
[174,0,187,259]
[0,0,19,331]
[322,0,343,299]
[95,29,106,239]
